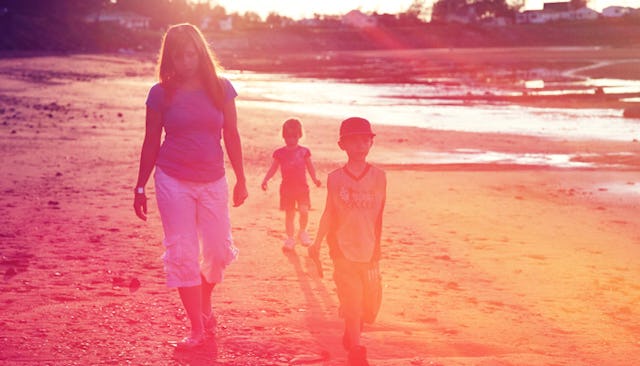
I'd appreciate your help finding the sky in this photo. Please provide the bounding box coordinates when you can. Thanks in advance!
[209,0,640,19]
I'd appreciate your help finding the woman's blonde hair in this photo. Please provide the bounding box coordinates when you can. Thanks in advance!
[157,23,225,109]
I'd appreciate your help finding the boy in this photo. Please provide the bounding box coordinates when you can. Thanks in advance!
[261,118,322,251]
[308,117,386,366]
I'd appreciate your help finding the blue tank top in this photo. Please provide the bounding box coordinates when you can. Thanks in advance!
[145,78,237,182]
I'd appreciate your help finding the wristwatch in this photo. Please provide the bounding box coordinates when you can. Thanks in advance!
[135,187,145,195]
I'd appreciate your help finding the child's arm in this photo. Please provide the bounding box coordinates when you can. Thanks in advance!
[310,205,329,255]
[308,174,333,260]
[308,203,329,278]
[305,155,322,187]
[261,158,279,191]
[372,171,387,264]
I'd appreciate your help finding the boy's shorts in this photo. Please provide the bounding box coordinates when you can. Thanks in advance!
[279,185,310,211]
[333,256,382,324]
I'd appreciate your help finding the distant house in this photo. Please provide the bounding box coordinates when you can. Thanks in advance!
[297,18,322,27]
[573,7,599,20]
[543,2,570,12]
[434,3,477,24]
[516,10,545,24]
[85,11,150,29]
[444,10,475,24]
[342,10,378,28]
[516,2,599,24]
[602,6,633,17]
[481,16,512,27]
[219,17,233,31]
[201,15,233,31]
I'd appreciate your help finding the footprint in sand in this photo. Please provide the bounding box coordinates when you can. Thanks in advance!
[3,267,17,280]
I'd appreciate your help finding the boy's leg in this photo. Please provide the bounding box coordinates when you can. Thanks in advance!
[345,315,362,349]
[333,257,365,349]
[362,262,382,324]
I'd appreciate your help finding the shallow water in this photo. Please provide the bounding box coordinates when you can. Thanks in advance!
[230,71,640,143]
[116,73,640,168]
[226,71,640,168]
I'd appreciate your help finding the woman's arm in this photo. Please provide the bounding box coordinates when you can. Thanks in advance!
[222,98,248,207]
[133,106,163,221]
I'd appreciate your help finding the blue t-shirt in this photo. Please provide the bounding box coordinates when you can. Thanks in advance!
[273,145,310,192]
[146,78,237,182]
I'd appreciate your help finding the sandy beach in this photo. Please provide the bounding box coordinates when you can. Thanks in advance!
[1,53,639,365]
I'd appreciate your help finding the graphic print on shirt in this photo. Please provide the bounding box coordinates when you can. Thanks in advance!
[281,148,306,174]
[274,146,310,191]
[339,186,376,209]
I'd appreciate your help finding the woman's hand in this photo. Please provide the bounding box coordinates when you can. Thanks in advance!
[133,192,147,221]
[233,181,248,207]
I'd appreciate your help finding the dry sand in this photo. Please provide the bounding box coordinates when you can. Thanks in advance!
[0,53,639,365]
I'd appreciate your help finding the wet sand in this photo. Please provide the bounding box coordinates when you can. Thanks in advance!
[0,53,639,365]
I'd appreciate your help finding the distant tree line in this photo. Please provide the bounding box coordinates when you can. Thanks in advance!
[0,0,522,30]
[430,0,593,23]
[431,0,523,23]
[0,0,222,29]
[0,0,636,53]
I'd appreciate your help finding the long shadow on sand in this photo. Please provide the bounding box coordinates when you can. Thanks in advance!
[284,249,338,362]
[171,338,219,366]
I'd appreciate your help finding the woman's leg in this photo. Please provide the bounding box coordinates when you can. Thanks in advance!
[200,274,216,317]
[155,168,204,341]
[178,286,204,338]
[198,176,236,335]
[198,176,235,284]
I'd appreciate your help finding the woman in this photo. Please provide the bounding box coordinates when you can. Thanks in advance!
[133,23,247,348]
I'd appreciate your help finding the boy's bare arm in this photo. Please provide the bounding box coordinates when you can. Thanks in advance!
[311,208,329,252]
[305,156,321,187]
[309,176,333,257]
[309,204,330,278]
[261,159,279,190]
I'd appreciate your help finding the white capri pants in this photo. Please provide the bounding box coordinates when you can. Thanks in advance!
[154,167,238,288]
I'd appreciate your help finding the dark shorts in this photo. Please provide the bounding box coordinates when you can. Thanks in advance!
[279,185,310,211]
[333,257,382,324]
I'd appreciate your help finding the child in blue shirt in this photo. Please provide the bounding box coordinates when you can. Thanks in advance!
[261,118,321,251]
